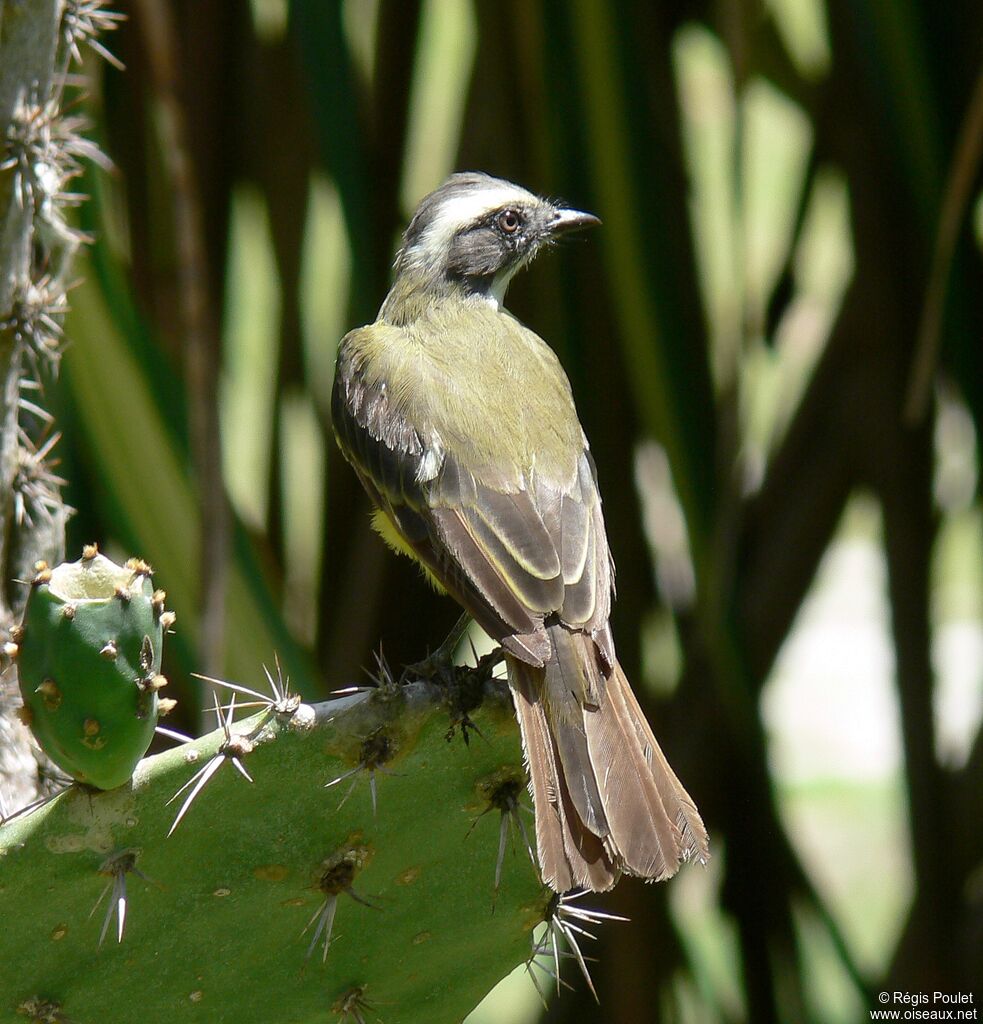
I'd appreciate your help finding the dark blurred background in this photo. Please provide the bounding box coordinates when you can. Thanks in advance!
[51,1,983,1021]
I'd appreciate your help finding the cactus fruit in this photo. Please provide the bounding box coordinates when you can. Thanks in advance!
[14,547,174,790]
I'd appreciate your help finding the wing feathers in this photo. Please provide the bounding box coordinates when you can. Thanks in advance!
[559,494,590,585]
[558,512,597,626]
[473,489,561,581]
[431,507,541,636]
[433,456,478,506]
[466,510,563,612]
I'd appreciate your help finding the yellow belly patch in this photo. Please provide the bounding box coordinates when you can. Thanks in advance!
[371,509,446,593]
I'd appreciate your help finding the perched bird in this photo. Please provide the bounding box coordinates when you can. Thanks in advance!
[332,172,708,892]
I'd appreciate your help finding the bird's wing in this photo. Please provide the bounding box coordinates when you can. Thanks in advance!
[331,325,613,667]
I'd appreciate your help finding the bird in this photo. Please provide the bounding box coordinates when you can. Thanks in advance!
[331,171,708,892]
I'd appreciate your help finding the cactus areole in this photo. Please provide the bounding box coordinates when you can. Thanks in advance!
[17,551,171,789]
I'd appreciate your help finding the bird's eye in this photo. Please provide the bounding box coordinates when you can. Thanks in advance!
[498,209,522,234]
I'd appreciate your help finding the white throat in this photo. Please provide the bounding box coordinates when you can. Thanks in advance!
[484,267,518,309]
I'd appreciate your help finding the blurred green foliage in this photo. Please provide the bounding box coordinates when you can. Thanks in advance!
[47,0,983,1020]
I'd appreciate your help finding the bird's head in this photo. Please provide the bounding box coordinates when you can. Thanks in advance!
[392,172,599,308]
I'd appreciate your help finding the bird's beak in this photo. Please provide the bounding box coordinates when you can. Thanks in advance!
[549,207,602,235]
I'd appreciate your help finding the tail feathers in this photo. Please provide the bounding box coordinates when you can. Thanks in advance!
[512,673,617,892]
[541,629,609,839]
[508,628,708,893]
[590,660,709,878]
[611,661,709,863]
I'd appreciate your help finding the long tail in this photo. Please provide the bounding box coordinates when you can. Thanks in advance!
[509,626,708,893]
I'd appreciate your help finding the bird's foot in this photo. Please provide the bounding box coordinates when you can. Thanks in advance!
[401,612,472,684]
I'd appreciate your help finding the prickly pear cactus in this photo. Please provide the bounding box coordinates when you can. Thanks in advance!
[11,546,175,790]
[0,672,551,1024]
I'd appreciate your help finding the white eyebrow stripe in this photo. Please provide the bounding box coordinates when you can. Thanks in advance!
[408,184,538,270]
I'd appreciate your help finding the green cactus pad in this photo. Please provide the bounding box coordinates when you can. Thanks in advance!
[16,550,170,790]
[0,679,547,1023]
